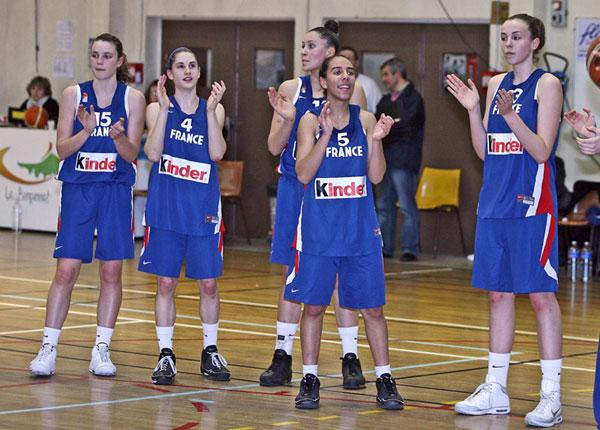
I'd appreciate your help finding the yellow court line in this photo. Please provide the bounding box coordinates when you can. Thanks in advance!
[316,415,339,421]
[272,421,299,427]
[358,410,383,415]
[572,388,593,393]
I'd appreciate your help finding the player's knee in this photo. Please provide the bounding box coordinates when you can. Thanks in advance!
[157,277,177,296]
[199,278,218,297]
[303,304,326,319]
[53,266,78,287]
[361,306,384,321]
[99,265,122,286]
[529,293,558,314]
[489,291,513,307]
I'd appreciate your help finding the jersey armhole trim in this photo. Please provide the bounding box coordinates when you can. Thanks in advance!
[292,77,303,104]
[124,86,131,118]
[75,85,82,120]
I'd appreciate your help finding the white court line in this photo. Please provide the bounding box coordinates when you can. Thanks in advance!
[386,267,454,276]
[3,296,593,373]
[0,355,484,416]
[0,295,510,357]
[1,276,598,343]
[0,320,145,336]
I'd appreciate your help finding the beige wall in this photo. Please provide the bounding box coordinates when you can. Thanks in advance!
[0,0,109,113]
[2,0,600,188]
[0,0,548,112]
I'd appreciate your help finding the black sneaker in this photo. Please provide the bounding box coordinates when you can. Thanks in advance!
[376,373,404,410]
[201,345,231,381]
[295,373,320,409]
[152,348,177,385]
[260,349,292,386]
[341,353,366,389]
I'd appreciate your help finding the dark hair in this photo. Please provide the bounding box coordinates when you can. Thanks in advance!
[318,55,353,79]
[144,79,159,105]
[165,47,197,71]
[506,14,545,62]
[339,46,358,62]
[380,57,407,79]
[26,76,52,98]
[308,19,340,53]
[92,33,130,83]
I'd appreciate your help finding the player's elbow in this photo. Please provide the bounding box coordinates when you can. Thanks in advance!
[267,138,283,156]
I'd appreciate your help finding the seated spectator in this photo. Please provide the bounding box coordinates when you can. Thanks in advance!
[19,76,59,122]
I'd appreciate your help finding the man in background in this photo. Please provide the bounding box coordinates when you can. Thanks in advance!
[375,57,425,261]
[339,46,382,114]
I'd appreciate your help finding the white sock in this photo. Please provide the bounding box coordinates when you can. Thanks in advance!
[156,326,174,350]
[540,359,562,393]
[43,327,61,347]
[202,322,219,349]
[95,326,114,346]
[303,364,318,376]
[338,326,359,356]
[275,321,297,355]
[486,351,510,387]
[375,364,391,378]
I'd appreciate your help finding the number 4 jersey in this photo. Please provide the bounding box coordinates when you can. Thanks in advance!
[58,80,136,185]
[144,96,222,236]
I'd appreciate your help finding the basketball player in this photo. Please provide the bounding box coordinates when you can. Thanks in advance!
[286,55,402,410]
[263,20,369,389]
[139,47,229,384]
[29,33,146,377]
[447,14,564,427]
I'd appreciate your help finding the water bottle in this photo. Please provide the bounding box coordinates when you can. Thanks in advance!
[567,241,578,282]
[581,241,593,283]
[12,197,22,233]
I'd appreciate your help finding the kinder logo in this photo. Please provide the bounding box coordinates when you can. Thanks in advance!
[487,133,523,155]
[75,152,117,172]
[159,154,211,184]
[315,176,367,199]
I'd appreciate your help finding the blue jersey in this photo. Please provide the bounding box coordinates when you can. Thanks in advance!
[278,76,326,178]
[144,96,221,236]
[478,69,558,219]
[296,104,382,256]
[58,80,136,185]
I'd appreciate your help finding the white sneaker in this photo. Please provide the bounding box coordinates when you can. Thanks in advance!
[524,391,563,427]
[30,343,57,376]
[89,343,117,376]
[455,378,510,415]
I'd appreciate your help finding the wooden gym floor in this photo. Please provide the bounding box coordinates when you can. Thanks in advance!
[0,230,596,429]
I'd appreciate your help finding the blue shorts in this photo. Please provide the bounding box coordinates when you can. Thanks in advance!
[54,182,134,263]
[284,251,385,309]
[138,226,223,279]
[472,214,558,294]
[270,174,305,265]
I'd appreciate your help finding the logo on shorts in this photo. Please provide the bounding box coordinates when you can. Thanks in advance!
[517,194,535,206]
[487,133,523,155]
[159,154,211,184]
[75,152,117,172]
[314,176,367,199]
[205,214,220,224]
